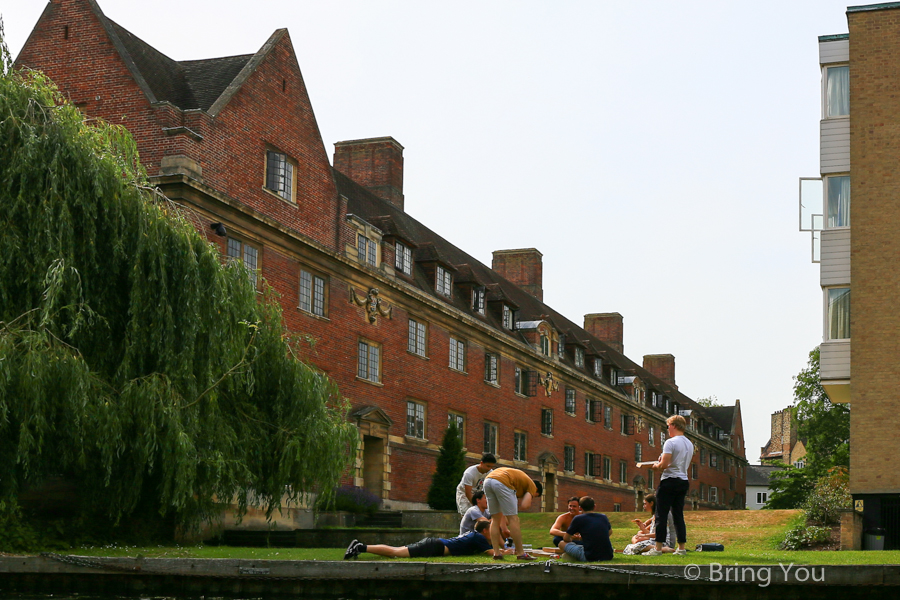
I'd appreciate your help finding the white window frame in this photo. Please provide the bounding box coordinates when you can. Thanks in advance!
[825,286,851,340]
[357,339,381,383]
[265,149,295,202]
[540,333,550,356]
[449,336,466,372]
[824,175,850,229]
[472,287,486,314]
[357,233,378,267]
[436,265,452,297]
[484,352,499,384]
[602,456,611,480]
[593,358,602,378]
[502,304,514,330]
[757,491,767,505]
[227,237,259,288]
[408,318,427,357]
[406,400,426,439]
[483,422,498,455]
[574,347,584,368]
[822,64,850,120]
[710,486,718,504]
[299,268,326,316]
[649,425,655,446]
[513,430,527,462]
[395,241,413,275]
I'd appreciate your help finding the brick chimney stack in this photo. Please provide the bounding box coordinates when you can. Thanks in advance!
[491,249,543,301]
[584,313,623,354]
[643,354,677,390]
[333,137,405,211]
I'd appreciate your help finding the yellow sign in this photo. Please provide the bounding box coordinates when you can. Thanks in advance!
[855,499,864,512]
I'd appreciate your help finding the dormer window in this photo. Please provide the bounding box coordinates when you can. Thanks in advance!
[557,334,566,358]
[502,304,514,330]
[540,334,550,356]
[472,286,485,314]
[395,241,413,275]
[436,265,452,297]
[593,358,602,378]
[574,347,584,368]
[357,234,377,267]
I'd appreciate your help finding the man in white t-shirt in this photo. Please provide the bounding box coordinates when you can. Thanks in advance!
[455,454,496,515]
[643,415,693,556]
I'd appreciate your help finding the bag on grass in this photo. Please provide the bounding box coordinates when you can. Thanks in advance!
[695,543,724,552]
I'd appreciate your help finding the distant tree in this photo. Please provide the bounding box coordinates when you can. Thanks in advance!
[427,423,466,510]
[793,347,850,476]
[695,395,722,408]
[804,466,850,525]
[764,463,814,510]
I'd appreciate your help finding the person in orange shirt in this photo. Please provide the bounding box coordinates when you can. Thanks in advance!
[483,467,542,560]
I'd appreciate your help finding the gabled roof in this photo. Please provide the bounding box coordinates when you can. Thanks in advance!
[80,0,272,114]
[746,464,782,487]
[705,406,736,431]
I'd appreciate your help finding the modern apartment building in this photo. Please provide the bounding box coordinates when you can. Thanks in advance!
[16,0,747,516]
[801,2,900,548]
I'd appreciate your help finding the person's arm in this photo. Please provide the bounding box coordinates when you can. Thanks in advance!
[464,484,474,503]
[652,452,672,471]
[519,492,533,510]
[549,514,568,537]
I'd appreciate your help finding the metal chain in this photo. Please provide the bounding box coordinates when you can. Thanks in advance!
[40,552,710,583]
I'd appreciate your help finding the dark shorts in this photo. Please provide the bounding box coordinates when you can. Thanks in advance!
[407,537,446,558]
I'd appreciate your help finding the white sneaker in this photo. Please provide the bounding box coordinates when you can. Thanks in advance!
[674,548,687,556]
[644,548,664,556]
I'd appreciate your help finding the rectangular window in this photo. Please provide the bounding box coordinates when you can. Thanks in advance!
[620,414,635,435]
[591,400,603,423]
[826,175,850,228]
[448,412,465,442]
[357,234,377,267]
[730,477,736,491]
[472,287,486,314]
[484,353,498,384]
[700,447,707,465]
[298,268,326,316]
[757,492,767,505]
[826,287,851,340]
[406,400,425,439]
[540,334,550,356]
[502,304,514,330]
[449,337,466,371]
[515,367,537,396]
[710,453,718,469]
[558,334,566,358]
[647,469,654,488]
[564,445,575,472]
[603,456,611,480]
[619,460,628,484]
[660,429,667,444]
[265,150,294,201]
[635,442,642,462]
[825,65,849,118]
[613,503,621,512]
[575,347,584,368]
[593,358,602,378]
[701,483,707,501]
[395,241,412,275]
[541,409,553,436]
[565,388,576,415]
[436,265,452,297]
[483,422,498,455]
[649,425,656,446]
[514,431,527,462]
[604,405,612,429]
[357,340,381,383]
[710,487,718,504]
[408,318,427,357]
[585,452,595,477]
[691,463,698,479]
[609,367,617,386]
[227,237,259,287]
[585,398,593,422]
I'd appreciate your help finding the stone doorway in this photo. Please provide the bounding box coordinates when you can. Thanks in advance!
[537,451,560,512]
[350,406,393,501]
[362,435,384,497]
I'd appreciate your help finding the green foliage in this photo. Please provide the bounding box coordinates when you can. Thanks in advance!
[793,347,850,476]
[779,521,832,550]
[0,33,357,543]
[695,395,722,408]
[764,464,814,510]
[804,467,851,525]
[427,423,466,510]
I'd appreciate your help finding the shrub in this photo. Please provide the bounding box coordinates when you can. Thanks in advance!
[427,423,466,510]
[779,522,832,550]
[316,486,381,516]
[804,466,851,525]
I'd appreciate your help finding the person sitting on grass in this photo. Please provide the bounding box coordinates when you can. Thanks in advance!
[621,494,675,555]
[459,490,491,535]
[549,496,583,548]
[557,496,614,562]
[344,520,510,560]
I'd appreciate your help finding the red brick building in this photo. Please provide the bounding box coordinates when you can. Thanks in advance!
[17,0,747,513]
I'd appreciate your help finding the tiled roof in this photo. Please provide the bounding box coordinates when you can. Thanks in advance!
[333,168,731,431]
[746,464,782,486]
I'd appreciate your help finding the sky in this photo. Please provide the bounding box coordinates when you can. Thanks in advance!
[2,0,855,465]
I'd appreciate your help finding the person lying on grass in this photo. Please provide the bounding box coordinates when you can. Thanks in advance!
[343,520,513,559]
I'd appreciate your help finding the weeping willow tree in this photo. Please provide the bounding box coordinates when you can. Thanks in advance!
[0,29,357,537]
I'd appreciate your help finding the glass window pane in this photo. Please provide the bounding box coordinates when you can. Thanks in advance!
[826,176,850,228]
[827,288,851,340]
[299,270,312,312]
[826,65,850,118]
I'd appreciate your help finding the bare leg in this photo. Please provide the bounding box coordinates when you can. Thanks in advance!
[362,544,410,558]
[489,514,505,557]
[507,514,524,555]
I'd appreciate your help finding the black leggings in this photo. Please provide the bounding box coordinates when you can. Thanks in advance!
[655,477,689,544]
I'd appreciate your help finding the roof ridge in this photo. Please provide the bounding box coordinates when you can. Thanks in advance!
[207,28,287,117]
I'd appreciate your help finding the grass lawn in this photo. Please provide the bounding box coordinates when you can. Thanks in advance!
[63,510,900,565]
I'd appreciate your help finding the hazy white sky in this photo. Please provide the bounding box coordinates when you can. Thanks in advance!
[2,0,855,465]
